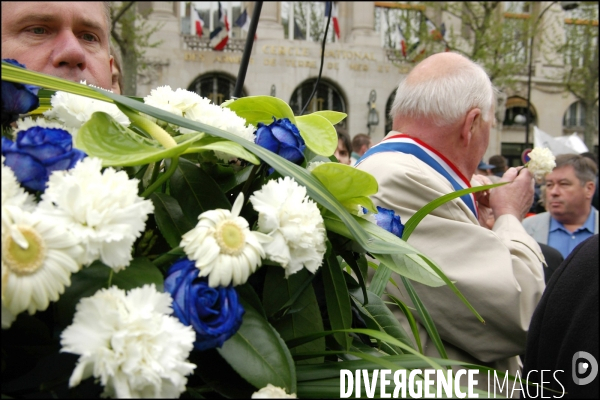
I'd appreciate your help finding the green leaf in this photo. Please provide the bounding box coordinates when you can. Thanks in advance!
[150,192,194,248]
[403,182,508,240]
[218,298,296,393]
[349,288,415,353]
[225,95,296,125]
[56,258,163,329]
[322,244,353,351]
[400,276,448,359]
[169,158,231,223]
[186,136,260,165]
[311,110,347,125]
[75,112,198,166]
[311,163,378,213]
[386,294,424,354]
[295,114,338,157]
[263,268,325,364]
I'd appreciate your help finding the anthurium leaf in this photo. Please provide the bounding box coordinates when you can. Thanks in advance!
[263,268,325,364]
[312,110,347,126]
[169,158,231,223]
[150,192,194,248]
[311,163,378,213]
[225,95,296,126]
[295,114,338,157]
[322,244,353,351]
[186,136,260,165]
[75,112,198,166]
[374,253,445,288]
[218,298,296,394]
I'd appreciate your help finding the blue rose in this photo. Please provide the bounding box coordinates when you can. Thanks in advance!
[1,127,87,192]
[255,117,306,165]
[1,59,40,126]
[371,206,405,238]
[165,258,245,351]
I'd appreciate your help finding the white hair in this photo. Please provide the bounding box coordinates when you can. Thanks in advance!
[390,53,496,128]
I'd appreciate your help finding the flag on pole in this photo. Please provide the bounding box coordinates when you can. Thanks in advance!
[235,9,256,40]
[325,2,340,40]
[191,8,204,37]
[440,22,450,52]
[407,40,426,62]
[209,2,229,51]
[396,24,407,57]
[426,17,443,41]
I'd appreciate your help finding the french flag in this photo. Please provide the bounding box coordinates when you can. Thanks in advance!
[191,8,204,37]
[209,2,229,51]
[235,9,256,40]
[325,2,340,40]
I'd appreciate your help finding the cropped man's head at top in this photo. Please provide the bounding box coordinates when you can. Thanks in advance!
[1,2,113,90]
[390,52,496,130]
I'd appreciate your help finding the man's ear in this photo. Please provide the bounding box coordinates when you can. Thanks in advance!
[460,108,481,147]
[109,55,114,71]
[584,180,595,199]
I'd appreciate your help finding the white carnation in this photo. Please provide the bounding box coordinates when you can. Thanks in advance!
[307,161,329,172]
[143,86,255,162]
[251,384,297,398]
[37,157,154,271]
[527,147,556,181]
[14,116,77,138]
[2,206,83,328]
[249,177,326,277]
[60,284,196,398]
[43,91,130,137]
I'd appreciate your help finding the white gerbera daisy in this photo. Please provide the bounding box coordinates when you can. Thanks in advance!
[2,157,36,230]
[251,384,297,399]
[1,206,82,328]
[527,147,556,182]
[37,157,154,271]
[60,284,196,398]
[249,177,327,277]
[43,91,130,135]
[181,193,270,287]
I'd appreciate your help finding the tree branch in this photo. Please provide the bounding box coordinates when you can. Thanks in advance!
[112,1,136,32]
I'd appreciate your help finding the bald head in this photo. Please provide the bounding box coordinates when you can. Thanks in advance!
[390,52,495,129]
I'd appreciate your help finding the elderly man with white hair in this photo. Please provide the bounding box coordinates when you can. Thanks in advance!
[356,52,545,396]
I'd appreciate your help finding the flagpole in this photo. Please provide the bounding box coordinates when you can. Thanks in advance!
[233,2,263,99]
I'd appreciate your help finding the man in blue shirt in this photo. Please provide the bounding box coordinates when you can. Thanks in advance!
[523,153,598,258]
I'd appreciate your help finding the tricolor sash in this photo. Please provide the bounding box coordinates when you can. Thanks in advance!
[355,134,479,219]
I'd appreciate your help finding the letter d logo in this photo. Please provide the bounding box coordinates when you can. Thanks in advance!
[572,351,598,386]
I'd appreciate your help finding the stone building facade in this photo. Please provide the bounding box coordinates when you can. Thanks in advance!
[132,2,598,166]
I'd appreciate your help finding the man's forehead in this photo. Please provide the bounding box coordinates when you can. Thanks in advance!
[546,165,577,180]
[2,2,107,30]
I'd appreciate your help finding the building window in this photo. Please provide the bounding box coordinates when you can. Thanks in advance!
[289,79,346,126]
[563,101,599,129]
[503,96,537,127]
[187,73,247,105]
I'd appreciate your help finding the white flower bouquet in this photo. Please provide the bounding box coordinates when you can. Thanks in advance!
[2,60,504,398]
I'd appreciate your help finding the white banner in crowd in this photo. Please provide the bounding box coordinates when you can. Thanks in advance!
[533,126,589,155]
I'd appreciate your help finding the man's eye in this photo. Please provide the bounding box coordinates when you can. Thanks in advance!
[81,33,98,42]
[30,27,46,34]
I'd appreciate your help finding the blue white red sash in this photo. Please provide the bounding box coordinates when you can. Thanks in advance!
[355,134,479,219]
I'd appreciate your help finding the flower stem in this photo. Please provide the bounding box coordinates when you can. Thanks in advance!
[107,269,114,288]
[241,162,263,200]
[142,157,179,198]
[117,105,177,149]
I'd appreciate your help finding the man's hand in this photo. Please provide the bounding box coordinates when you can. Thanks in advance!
[472,174,494,229]
[489,167,535,221]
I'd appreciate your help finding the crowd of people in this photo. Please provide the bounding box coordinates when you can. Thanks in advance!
[1,1,598,398]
